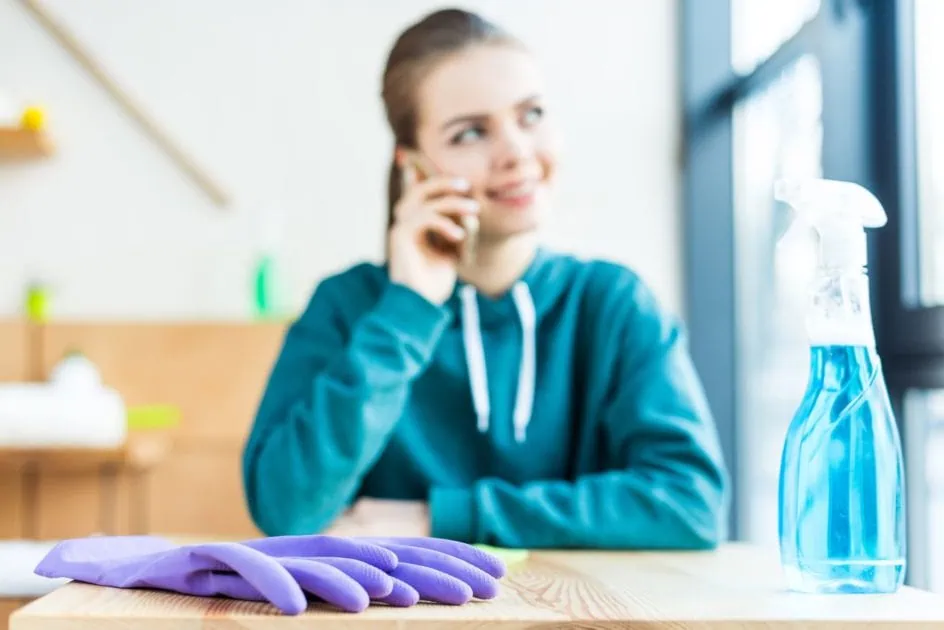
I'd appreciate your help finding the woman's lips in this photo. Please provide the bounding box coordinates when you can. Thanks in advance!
[486,180,538,209]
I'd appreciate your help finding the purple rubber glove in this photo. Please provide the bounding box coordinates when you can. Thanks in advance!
[251,535,507,606]
[364,537,506,605]
[238,535,421,607]
[34,535,399,614]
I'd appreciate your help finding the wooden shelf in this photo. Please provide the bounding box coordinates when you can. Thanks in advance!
[0,431,171,473]
[0,127,53,162]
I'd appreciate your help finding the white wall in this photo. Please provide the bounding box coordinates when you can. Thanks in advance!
[0,0,682,321]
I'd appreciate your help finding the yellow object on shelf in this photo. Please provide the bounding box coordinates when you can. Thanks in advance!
[25,283,50,323]
[20,105,45,131]
[127,405,181,430]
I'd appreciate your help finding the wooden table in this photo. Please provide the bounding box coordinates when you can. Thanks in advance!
[10,542,944,629]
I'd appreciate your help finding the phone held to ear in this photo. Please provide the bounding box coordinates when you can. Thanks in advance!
[401,151,478,265]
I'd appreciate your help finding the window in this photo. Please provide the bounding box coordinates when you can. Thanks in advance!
[903,389,944,590]
[914,0,944,307]
[684,0,944,588]
[733,54,823,543]
[730,0,821,74]
[891,0,944,592]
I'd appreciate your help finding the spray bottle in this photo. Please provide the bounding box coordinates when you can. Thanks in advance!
[774,177,906,594]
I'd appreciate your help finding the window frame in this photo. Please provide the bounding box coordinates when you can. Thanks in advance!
[682,0,944,554]
[872,0,944,387]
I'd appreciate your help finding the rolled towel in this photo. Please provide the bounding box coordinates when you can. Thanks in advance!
[0,384,126,449]
[0,540,69,598]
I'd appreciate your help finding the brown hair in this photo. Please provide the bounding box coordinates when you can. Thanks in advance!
[381,8,521,229]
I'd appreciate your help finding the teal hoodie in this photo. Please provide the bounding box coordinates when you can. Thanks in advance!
[242,249,728,549]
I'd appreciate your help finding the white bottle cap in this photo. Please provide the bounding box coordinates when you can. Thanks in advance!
[774,178,886,270]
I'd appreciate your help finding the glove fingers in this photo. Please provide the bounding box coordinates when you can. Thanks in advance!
[390,563,473,605]
[365,537,506,578]
[307,557,394,599]
[373,578,420,607]
[278,558,370,613]
[192,544,306,615]
[241,535,397,571]
[377,545,500,600]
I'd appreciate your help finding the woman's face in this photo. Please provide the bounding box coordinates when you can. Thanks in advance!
[412,44,560,241]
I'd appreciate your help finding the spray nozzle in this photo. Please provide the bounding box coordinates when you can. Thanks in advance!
[774,178,887,270]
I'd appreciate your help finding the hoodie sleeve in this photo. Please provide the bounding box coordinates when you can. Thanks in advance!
[428,274,729,549]
[242,275,450,537]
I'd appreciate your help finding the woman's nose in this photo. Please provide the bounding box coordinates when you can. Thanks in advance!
[491,123,531,168]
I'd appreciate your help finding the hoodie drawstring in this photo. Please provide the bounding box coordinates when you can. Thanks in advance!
[459,284,490,433]
[510,283,536,443]
[458,282,536,443]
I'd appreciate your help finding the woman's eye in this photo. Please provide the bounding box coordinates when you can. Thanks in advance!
[522,106,544,126]
[451,126,485,145]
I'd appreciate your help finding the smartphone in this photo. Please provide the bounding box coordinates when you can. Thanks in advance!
[401,151,478,265]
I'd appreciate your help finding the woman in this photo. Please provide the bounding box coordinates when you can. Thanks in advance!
[242,8,728,549]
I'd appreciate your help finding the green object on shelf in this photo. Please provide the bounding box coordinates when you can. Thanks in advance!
[25,282,50,323]
[127,405,181,430]
[252,253,279,320]
[474,544,529,566]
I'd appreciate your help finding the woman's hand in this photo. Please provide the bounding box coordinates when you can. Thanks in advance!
[387,163,479,304]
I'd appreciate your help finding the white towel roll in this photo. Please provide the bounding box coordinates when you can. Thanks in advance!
[0,383,126,448]
[0,540,69,597]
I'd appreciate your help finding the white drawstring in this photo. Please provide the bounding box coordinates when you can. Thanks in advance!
[511,283,536,443]
[459,285,490,433]
[458,282,536,443]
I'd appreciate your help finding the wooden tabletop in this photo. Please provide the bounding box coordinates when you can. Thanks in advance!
[10,542,944,629]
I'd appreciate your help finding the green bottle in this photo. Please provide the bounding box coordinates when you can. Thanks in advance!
[252,253,278,320]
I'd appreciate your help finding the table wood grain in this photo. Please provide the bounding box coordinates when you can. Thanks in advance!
[11,543,944,629]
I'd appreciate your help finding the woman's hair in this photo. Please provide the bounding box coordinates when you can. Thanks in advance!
[381,8,522,228]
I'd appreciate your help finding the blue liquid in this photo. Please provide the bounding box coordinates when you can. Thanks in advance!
[778,345,906,594]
